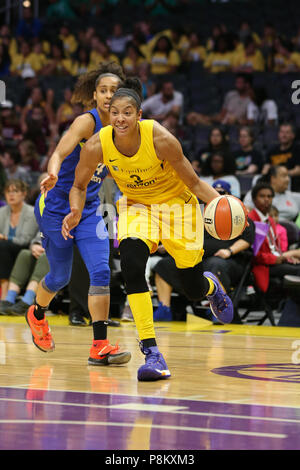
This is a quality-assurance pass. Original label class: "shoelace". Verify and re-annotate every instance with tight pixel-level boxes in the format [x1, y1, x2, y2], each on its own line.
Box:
[213, 290, 228, 313]
[144, 349, 162, 365]
[97, 341, 120, 356]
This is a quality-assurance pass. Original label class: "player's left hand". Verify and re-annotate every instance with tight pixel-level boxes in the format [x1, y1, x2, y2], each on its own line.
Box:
[61, 208, 81, 240]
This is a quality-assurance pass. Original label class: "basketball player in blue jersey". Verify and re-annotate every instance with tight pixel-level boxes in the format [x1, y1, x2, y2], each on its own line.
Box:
[25, 62, 131, 366]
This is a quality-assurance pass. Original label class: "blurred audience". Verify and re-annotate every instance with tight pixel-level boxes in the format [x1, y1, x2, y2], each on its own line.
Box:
[0, 231, 49, 316]
[0, 179, 38, 299]
[141, 79, 183, 122]
[233, 126, 262, 175]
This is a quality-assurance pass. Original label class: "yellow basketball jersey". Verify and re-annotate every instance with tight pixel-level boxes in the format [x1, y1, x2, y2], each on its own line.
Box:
[99, 119, 186, 204]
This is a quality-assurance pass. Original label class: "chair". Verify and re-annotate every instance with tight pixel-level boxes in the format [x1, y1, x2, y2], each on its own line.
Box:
[278, 220, 300, 249]
[232, 226, 279, 326]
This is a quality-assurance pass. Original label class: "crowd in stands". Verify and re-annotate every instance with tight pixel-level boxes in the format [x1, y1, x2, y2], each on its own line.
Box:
[0, 1, 300, 325]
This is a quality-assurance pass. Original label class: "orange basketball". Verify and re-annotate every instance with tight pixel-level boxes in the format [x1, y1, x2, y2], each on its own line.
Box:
[204, 195, 248, 240]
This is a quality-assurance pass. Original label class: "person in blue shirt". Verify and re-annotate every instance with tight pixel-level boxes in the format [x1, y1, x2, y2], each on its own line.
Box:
[26, 61, 131, 367]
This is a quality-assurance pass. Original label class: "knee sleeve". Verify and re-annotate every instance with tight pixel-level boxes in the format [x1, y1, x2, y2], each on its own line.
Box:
[119, 238, 150, 294]
[44, 266, 72, 293]
[88, 285, 110, 296]
[177, 262, 209, 301]
[89, 265, 111, 289]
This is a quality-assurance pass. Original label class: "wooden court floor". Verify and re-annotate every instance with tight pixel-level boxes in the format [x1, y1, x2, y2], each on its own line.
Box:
[0, 313, 300, 450]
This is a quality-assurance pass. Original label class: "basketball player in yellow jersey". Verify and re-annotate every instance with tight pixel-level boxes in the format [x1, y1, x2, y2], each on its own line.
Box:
[62, 78, 234, 382]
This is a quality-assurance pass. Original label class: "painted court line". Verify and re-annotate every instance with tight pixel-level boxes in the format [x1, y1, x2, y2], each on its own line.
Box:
[0, 419, 286, 439]
[1, 397, 300, 425]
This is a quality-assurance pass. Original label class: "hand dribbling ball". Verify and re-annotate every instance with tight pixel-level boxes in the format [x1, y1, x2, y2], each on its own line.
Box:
[204, 195, 248, 240]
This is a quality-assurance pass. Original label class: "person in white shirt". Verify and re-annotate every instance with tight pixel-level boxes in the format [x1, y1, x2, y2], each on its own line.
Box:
[141, 80, 183, 122]
[243, 165, 300, 222]
[247, 87, 278, 126]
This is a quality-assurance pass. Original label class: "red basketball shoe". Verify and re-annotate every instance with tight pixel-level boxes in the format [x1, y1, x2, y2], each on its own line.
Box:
[88, 339, 131, 365]
[25, 305, 55, 353]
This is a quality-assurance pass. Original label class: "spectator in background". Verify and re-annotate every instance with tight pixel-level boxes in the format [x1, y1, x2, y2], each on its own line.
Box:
[232, 35, 265, 73]
[0, 179, 38, 299]
[292, 26, 300, 52]
[122, 42, 147, 76]
[21, 86, 55, 127]
[18, 69, 39, 109]
[248, 182, 300, 293]
[56, 88, 75, 133]
[10, 40, 37, 77]
[233, 126, 262, 175]
[0, 100, 22, 142]
[260, 22, 277, 56]
[30, 41, 48, 73]
[204, 34, 235, 73]
[18, 140, 40, 173]
[22, 105, 52, 156]
[0, 148, 32, 185]
[161, 110, 186, 142]
[16, 7, 42, 41]
[206, 24, 223, 52]
[137, 63, 156, 99]
[269, 205, 288, 253]
[247, 87, 278, 126]
[0, 231, 49, 316]
[131, 29, 150, 61]
[271, 37, 300, 73]
[187, 74, 253, 126]
[89, 36, 120, 69]
[59, 23, 78, 58]
[73, 47, 91, 76]
[141, 79, 183, 122]
[182, 31, 206, 64]
[200, 150, 241, 198]
[166, 25, 189, 57]
[149, 35, 181, 75]
[262, 123, 300, 177]
[107, 23, 132, 58]
[41, 41, 74, 76]
[218, 73, 253, 125]
[0, 24, 18, 60]
[238, 20, 261, 47]
[192, 126, 230, 173]
[243, 165, 300, 222]
[26, 172, 47, 206]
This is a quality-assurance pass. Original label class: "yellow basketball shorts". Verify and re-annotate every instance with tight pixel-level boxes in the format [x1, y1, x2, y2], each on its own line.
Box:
[117, 189, 204, 269]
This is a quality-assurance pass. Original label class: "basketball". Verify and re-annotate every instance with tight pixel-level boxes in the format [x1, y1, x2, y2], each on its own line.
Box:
[204, 195, 248, 240]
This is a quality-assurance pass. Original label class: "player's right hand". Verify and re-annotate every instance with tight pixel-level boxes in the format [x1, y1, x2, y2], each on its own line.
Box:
[40, 173, 58, 196]
[61, 208, 81, 240]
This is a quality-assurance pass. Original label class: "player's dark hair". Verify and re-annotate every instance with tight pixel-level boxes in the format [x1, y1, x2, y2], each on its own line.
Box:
[71, 61, 125, 108]
[110, 77, 143, 110]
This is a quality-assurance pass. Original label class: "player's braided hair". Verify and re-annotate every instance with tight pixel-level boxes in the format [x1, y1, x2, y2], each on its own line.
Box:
[71, 61, 125, 108]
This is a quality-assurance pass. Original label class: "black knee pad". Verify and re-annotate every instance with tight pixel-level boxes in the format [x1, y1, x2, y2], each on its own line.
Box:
[119, 238, 150, 294]
[177, 262, 209, 301]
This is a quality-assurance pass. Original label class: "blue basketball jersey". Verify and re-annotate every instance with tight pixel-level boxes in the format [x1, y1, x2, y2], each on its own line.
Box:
[50, 108, 108, 202]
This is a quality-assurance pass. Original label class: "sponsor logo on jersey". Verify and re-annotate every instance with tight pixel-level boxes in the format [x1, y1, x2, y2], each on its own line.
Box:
[126, 174, 157, 188]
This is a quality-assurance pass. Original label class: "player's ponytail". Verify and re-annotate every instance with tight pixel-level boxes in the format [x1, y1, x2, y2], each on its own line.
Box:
[110, 76, 143, 110]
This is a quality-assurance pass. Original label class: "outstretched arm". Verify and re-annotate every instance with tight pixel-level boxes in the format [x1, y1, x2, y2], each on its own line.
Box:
[61, 133, 103, 239]
[153, 121, 219, 203]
